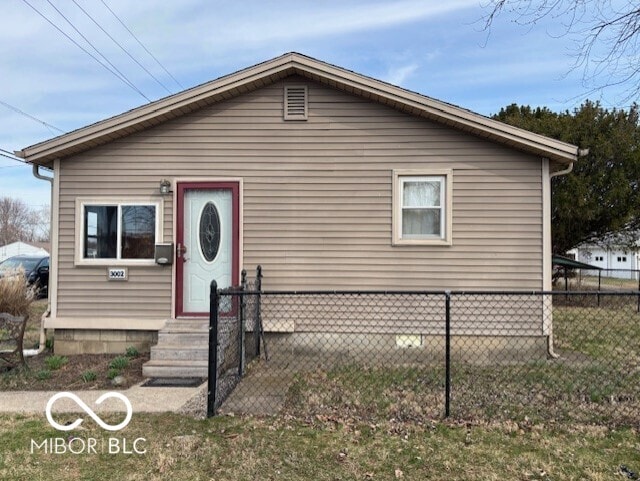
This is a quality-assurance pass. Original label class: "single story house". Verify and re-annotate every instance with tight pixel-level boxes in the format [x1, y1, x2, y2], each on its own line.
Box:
[568, 235, 640, 279]
[0, 241, 49, 262]
[16, 53, 583, 365]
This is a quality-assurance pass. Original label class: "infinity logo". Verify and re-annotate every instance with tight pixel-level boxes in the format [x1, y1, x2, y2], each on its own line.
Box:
[45, 392, 133, 432]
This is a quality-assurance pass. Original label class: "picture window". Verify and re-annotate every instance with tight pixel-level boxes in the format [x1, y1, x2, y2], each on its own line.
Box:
[76, 199, 161, 265]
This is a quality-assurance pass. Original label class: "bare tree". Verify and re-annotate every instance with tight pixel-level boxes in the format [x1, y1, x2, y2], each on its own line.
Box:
[483, 1, 640, 101]
[34, 205, 50, 242]
[0, 197, 49, 245]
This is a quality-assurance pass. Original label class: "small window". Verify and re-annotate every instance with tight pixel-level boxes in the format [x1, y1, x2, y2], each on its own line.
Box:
[618, 256, 622, 262]
[393, 170, 452, 246]
[199, 202, 221, 262]
[77, 199, 161, 265]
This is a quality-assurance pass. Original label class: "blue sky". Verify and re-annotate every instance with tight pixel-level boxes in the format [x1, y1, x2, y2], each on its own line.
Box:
[0, 0, 631, 208]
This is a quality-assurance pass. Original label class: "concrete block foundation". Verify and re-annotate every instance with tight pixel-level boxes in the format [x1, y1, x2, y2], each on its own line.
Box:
[262, 332, 550, 366]
[54, 329, 158, 355]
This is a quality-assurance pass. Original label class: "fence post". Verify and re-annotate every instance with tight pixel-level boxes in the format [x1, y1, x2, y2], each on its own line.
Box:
[239, 269, 247, 377]
[598, 270, 602, 306]
[444, 291, 451, 418]
[637, 271, 640, 313]
[255, 265, 263, 357]
[207, 280, 219, 418]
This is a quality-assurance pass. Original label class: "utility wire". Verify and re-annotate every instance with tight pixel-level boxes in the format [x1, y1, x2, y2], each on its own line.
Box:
[0, 100, 65, 134]
[70, 0, 173, 95]
[99, 0, 184, 90]
[20, 0, 150, 102]
[0, 152, 26, 163]
[0, 148, 20, 157]
[0, 148, 52, 171]
[0, 148, 30, 165]
[42, 0, 151, 102]
[0, 148, 27, 164]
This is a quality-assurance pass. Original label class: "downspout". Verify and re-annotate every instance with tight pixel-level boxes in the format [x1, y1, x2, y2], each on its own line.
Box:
[28, 163, 53, 356]
[549, 162, 574, 180]
[545, 148, 587, 358]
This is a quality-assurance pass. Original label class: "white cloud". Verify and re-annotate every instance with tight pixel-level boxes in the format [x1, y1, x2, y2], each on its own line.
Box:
[156, 0, 479, 48]
[0, 0, 633, 208]
[384, 63, 419, 86]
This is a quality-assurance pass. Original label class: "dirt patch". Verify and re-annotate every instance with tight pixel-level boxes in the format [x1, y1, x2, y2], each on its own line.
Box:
[1, 299, 149, 391]
[0, 352, 149, 391]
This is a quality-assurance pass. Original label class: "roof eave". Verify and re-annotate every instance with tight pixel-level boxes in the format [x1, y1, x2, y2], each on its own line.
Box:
[16, 53, 300, 163]
[17, 52, 580, 165]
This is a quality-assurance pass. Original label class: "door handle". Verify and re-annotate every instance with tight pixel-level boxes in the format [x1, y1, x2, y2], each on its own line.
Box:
[177, 243, 187, 259]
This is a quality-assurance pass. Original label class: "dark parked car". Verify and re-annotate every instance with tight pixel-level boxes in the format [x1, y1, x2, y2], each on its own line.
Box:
[0, 254, 49, 298]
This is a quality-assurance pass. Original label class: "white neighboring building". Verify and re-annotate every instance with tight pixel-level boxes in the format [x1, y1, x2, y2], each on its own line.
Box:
[568, 239, 639, 279]
[0, 241, 49, 262]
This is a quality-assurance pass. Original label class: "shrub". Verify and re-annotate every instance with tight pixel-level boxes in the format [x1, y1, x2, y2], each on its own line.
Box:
[0, 270, 35, 316]
[45, 355, 68, 371]
[107, 368, 120, 380]
[81, 370, 97, 383]
[45, 337, 54, 350]
[109, 356, 129, 370]
[125, 346, 139, 358]
[35, 369, 51, 380]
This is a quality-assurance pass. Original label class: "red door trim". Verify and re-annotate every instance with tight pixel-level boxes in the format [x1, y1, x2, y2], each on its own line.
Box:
[175, 181, 240, 317]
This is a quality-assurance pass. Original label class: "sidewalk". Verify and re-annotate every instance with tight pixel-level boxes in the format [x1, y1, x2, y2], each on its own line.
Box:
[0, 382, 205, 414]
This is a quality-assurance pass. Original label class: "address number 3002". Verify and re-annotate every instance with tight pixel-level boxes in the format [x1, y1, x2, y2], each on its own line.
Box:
[107, 268, 127, 281]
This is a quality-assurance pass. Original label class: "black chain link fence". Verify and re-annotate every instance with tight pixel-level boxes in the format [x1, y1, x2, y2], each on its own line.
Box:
[555, 267, 640, 294]
[207, 270, 640, 426]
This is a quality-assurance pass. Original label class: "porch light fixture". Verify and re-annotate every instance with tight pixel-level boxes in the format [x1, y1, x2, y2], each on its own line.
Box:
[159, 179, 171, 195]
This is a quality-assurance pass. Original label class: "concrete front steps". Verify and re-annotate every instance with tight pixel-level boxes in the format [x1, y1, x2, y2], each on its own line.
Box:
[142, 319, 210, 378]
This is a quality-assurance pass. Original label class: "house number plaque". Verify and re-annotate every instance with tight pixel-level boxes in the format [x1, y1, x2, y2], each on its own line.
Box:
[107, 268, 128, 281]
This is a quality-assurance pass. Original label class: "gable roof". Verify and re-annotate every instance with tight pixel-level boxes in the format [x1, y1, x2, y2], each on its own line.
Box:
[16, 52, 582, 167]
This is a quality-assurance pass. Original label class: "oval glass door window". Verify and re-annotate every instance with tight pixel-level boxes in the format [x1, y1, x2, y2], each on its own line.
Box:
[199, 202, 221, 262]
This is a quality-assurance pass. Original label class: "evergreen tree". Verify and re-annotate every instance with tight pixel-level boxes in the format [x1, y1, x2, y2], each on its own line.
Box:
[493, 101, 640, 254]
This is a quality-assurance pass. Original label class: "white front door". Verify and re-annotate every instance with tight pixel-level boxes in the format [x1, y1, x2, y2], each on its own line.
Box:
[177, 184, 238, 315]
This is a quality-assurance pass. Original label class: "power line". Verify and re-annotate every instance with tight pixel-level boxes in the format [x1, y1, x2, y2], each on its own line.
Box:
[0, 148, 28, 164]
[0, 99, 65, 134]
[0, 152, 26, 163]
[0, 149, 27, 168]
[99, 0, 184, 90]
[20, 0, 150, 102]
[0, 161, 24, 168]
[42, 0, 151, 102]
[70, 0, 173, 95]
[0, 148, 52, 172]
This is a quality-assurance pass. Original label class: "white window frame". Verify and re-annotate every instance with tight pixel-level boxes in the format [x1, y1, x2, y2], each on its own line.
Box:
[392, 169, 453, 246]
[75, 198, 163, 266]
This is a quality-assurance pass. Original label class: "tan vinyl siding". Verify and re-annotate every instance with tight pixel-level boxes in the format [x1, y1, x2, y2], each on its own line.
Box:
[55, 76, 543, 320]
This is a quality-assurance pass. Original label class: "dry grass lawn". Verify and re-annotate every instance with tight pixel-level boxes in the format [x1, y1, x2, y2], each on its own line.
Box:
[0, 413, 638, 480]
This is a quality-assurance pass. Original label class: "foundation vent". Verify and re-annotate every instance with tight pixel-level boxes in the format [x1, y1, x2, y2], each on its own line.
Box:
[284, 85, 308, 120]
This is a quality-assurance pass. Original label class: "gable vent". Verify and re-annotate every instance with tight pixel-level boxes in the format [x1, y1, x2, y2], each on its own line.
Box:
[284, 85, 308, 120]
